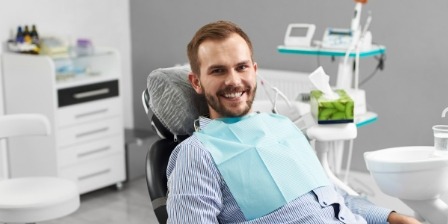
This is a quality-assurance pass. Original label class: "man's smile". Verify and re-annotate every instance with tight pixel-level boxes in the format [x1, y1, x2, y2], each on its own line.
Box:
[223, 91, 244, 99]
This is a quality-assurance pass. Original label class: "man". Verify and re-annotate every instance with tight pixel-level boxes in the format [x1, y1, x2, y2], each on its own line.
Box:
[166, 20, 420, 224]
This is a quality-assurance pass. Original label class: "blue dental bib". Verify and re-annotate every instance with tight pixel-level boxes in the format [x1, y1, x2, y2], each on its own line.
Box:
[195, 113, 330, 220]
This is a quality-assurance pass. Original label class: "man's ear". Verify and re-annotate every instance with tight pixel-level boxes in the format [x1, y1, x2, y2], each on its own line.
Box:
[188, 72, 203, 94]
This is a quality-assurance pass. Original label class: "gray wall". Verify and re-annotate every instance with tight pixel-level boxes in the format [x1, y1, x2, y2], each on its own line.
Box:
[130, 0, 448, 172]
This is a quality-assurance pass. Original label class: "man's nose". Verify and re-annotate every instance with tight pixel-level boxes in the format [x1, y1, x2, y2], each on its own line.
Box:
[224, 70, 241, 86]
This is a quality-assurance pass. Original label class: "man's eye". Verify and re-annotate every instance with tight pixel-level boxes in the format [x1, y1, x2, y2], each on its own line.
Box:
[237, 65, 248, 71]
[211, 69, 224, 74]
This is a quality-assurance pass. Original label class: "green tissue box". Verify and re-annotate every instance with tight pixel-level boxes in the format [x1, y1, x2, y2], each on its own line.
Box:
[310, 89, 354, 124]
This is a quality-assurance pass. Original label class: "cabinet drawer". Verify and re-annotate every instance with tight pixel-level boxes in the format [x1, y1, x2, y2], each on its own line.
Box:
[59, 153, 126, 194]
[57, 97, 122, 127]
[57, 117, 122, 148]
[58, 135, 123, 168]
[58, 80, 119, 107]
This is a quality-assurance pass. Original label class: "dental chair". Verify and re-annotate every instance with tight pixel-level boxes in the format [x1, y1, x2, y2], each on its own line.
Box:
[0, 114, 80, 224]
[142, 66, 359, 223]
[143, 66, 208, 224]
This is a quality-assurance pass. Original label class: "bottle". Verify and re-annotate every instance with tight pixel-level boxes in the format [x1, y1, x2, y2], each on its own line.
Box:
[15, 26, 24, 43]
[76, 38, 94, 56]
[23, 25, 32, 44]
[30, 25, 39, 45]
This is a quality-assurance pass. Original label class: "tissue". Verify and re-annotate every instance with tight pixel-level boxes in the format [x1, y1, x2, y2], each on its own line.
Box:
[309, 67, 339, 100]
[309, 67, 354, 124]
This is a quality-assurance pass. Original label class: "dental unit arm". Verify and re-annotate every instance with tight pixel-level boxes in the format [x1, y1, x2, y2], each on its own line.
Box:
[307, 67, 359, 196]
[337, 0, 372, 90]
[307, 123, 358, 196]
[351, 0, 366, 37]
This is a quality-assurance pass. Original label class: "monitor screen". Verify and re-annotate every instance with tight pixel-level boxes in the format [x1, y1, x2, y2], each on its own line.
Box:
[290, 27, 308, 37]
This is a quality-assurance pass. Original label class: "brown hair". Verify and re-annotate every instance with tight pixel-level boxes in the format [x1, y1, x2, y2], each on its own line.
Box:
[187, 20, 254, 75]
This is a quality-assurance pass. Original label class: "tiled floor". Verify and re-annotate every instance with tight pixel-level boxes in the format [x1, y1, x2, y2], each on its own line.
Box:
[38, 171, 421, 224]
[41, 177, 158, 224]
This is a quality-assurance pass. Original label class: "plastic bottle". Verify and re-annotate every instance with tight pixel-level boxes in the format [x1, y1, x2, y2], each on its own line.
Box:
[76, 38, 94, 56]
[23, 25, 32, 43]
[15, 26, 24, 43]
[30, 25, 39, 45]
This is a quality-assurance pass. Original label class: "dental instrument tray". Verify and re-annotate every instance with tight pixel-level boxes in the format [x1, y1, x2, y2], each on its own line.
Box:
[310, 89, 354, 124]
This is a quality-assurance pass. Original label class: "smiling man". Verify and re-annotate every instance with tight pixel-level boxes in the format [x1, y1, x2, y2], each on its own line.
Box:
[188, 25, 257, 119]
[165, 20, 420, 224]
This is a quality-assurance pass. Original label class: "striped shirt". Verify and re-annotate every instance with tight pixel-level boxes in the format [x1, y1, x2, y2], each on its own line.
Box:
[166, 117, 392, 224]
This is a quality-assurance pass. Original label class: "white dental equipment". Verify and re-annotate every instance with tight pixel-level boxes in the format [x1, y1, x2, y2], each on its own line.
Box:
[257, 74, 315, 132]
[274, 0, 385, 197]
[307, 67, 358, 195]
[338, 10, 373, 90]
[308, 123, 358, 196]
[258, 69, 359, 196]
[365, 146, 448, 224]
[284, 24, 316, 47]
[442, 106, 448, 118]
[321, 28, 354, 50]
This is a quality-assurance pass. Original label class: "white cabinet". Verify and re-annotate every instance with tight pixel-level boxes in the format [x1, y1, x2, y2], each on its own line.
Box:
[1, 49, 126, 194]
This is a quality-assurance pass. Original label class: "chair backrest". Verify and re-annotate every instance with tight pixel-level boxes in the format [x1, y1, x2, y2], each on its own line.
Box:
[0, 114, 50, 139]
[142, 89, 177, 224]
[143, 66, 208, 224]
[0, 114, 50, 180]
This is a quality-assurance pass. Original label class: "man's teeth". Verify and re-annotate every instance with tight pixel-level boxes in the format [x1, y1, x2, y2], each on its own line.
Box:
[224, 92, 243, 98]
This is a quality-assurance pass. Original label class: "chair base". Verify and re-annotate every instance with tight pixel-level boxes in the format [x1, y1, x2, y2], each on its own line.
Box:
[0, 177, 80, 223]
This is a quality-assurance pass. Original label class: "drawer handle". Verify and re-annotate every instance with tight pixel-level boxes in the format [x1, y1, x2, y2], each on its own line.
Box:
[76, 127, 109, 138]
[78, 169, 111, 181]
[77, 146, 111, 158]
[74, 88, 110, 99]
[75, 108, 109, 119]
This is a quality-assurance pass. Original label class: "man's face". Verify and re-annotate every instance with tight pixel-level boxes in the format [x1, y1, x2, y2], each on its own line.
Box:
[189, 34, 257, 119]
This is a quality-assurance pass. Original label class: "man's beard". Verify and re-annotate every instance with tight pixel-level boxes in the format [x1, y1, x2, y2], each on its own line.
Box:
[205, 85, 257, 118]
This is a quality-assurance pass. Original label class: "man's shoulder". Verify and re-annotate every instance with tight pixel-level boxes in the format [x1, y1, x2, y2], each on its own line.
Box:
[167, 134, 214, 175]
[170, 134, 211, 163]
[176, 134, 205, 151]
